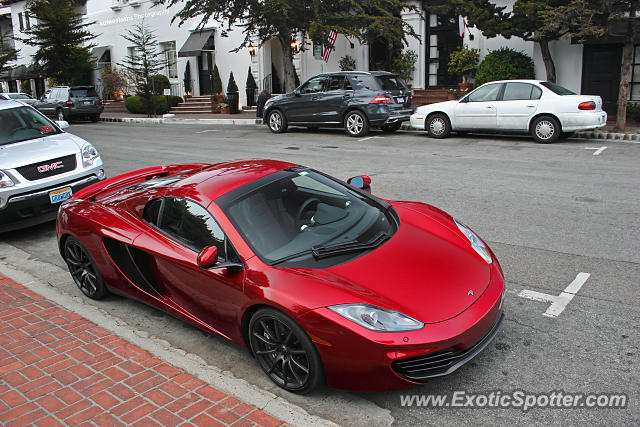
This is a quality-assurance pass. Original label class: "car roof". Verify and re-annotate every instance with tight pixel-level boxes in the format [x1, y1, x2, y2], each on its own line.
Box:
[169, 159, 298, 202]
[318, 71, 396, 77]
[0, 99, 28, 110]
[482, 79, 547, 85]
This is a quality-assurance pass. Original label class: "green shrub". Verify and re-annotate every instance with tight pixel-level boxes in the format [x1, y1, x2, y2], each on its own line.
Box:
[448, 46, 480, 83]
[212, 65, 223, 94]
[125, 95, 168, 114]
[474, 47, 535, 87]
[627, 102, 640, 123]
[339, 55, 357, 71]
[167, 95, 183, 108]
[391, 49, 417, 83]
[152, 74, 170, 96]
[227, 71, 238, 93]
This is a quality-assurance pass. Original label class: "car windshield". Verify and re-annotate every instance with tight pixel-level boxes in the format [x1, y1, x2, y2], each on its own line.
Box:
[540, 81, 576, 95]
[0, 106, 62, 146]
[221, 169, 398, 266]
[8, 94, 33, 100]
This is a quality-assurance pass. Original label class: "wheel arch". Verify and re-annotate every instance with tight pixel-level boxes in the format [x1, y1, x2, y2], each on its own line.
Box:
[341, 106, 367, 123]
[425, 111, 453, 128]
[528, 112, 562, 132]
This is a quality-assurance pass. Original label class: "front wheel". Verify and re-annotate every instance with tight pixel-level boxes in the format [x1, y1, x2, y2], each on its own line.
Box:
[426, 113, 451, 138]
[63, 237, 108, 300]
[531, 116, 561, 143]
[267, 110, 288, 133]
[249, 308, 324, 394]
[344, 111, 369, 137]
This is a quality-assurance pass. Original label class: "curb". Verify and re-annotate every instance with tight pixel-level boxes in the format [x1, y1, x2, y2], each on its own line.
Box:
[0, 246, 341, 427]
[101, 117, 262, 126]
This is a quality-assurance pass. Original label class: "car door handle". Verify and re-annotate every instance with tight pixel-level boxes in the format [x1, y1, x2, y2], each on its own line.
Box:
[311, 96, 319, 101]
[486, 105, 494, 109]
[526, 105, 536, 108]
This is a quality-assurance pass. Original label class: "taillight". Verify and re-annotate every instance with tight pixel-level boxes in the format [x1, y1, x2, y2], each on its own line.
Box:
[370, 95, 393, 104]
[98, 99, 103, 106]
[408, 93, 413, 103]
[578, 101, 596, 110]
[66, 100, 74, 107]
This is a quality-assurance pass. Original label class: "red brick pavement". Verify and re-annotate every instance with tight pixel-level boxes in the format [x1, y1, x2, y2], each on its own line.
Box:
[0, 274, 286, 427]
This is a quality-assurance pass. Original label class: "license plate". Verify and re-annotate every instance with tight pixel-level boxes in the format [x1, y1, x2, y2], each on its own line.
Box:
[49, 187, 72, 204]
[84, 101, 92, 105]
[395, 97, 405, 103]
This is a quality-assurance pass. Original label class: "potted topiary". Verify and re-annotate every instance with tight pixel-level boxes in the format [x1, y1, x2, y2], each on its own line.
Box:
[211, 65, 224, 103]
[391, 50, 417, 88]
[218, 102, 229, 114]
[448, 46, 480, 91]
[226, 71, 239, 114]
[246, 68, 257, 107]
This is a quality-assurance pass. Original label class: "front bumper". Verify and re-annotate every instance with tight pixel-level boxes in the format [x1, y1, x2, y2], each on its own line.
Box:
[0, 174, 103, 233]
[409, 112, 426, 129]
[297, 262, 505, 392]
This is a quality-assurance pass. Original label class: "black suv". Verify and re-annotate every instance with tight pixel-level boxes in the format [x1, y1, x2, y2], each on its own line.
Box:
[34, 86, 104, 122]
[263, 71, 413, 137]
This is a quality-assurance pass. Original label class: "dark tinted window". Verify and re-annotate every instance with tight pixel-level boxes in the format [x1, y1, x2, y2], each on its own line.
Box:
[142, 198, 162, 226]
[540, 81, 576, 95]
[375, 76, 407, 90]
[344, 78, 353, 90]
[299, 77, 326, 94]
[503, 83, 537, 101]
[327, 76, 345, 91]
[157, 197, 226, 255]
[349, 75, 378, 90]
[467, 84, 501, 102]
[70, 88, 98, 98]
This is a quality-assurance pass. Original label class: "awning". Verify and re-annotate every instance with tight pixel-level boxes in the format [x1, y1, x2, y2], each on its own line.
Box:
[178, 30, 215, 57]
[91, 46, 111, 63]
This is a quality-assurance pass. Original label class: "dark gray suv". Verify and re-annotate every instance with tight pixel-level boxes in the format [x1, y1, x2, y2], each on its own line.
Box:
[263, 71, 414, 137]
[34, 86, 104, 122]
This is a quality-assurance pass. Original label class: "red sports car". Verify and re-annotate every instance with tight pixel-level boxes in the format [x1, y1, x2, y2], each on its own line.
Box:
[56, 160, 504, 393]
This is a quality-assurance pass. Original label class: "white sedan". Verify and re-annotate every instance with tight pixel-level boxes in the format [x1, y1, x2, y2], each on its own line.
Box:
[409, 80, 607, 143]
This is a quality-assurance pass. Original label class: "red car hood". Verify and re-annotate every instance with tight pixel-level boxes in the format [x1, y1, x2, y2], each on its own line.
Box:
[301, 202, 491, 324]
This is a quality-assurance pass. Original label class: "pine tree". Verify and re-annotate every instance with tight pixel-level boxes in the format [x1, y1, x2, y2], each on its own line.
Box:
[22, 0, 96, 85]
[119, 22, 167, 116]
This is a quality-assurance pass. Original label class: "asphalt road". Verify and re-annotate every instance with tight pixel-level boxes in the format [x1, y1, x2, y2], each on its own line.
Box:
[2, 122, 639, 426]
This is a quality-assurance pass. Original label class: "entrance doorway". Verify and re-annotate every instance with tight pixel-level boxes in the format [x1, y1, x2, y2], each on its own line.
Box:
[198, 51, 215, 95]
[581, 44, 622, 115]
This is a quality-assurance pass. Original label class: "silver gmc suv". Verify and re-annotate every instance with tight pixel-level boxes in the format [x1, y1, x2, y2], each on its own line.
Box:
[0, 100, 105, 233]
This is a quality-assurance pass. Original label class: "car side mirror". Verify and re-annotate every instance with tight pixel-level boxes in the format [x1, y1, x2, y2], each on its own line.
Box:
[348, 175, 372, 192]
[56, 120, 69, 130]
[294, 89, 301, 97]
[197, 246, 218, 269]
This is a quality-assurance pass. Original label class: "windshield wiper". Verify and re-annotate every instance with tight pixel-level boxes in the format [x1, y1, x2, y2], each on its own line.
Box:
[311, 231, 390, 260]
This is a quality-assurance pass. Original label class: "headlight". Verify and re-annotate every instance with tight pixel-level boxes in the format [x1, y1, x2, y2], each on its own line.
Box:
[82, 144, 100, 167]
[454, 219, 492, 264]
[0, 170, 15, 188]
[328, 303, 424, 332]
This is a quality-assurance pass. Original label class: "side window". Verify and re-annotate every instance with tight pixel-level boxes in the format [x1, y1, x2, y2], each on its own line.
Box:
[142, 198, 162, 226]
[531, 86, 542, 100]
[466, 84, 501, 102]
[157, 197, 226, 256]
[300, 77, 326, 94]
[58, 89, 69, 101]
[503, 83, 537, 101]
[327, 76, 345, 91]
[344, 78, 353, 90]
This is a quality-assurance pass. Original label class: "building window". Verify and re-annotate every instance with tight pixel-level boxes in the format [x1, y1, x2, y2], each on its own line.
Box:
[313, 43, 323, 60]
[631, 45, 640, 100]
[160, 41, 178, 79]
[18, 13, 24, 32]
[25, 12, 30, 30]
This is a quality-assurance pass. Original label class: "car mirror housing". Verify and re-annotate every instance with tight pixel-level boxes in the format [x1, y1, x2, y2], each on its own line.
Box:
[293, 89, 301, 97]
[347, 175, 372, 192]
[197, 246, 218, 269]
[56, 120, 70, 130]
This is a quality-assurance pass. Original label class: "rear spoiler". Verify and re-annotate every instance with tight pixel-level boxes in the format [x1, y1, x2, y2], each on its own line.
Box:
[74, 164, 209, 201]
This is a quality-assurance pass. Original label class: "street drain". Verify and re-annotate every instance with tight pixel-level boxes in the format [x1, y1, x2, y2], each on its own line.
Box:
[285, 146, 300, 150]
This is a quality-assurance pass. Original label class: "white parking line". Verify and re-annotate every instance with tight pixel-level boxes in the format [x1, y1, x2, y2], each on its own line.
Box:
[585, 146, 607, 155]
[518, 272, 590, 318]
[358, 136, 384, 142]
[196, 130, 219, 134]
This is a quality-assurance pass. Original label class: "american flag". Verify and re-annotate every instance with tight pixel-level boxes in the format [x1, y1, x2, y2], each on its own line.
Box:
[322, 30, 338, 62]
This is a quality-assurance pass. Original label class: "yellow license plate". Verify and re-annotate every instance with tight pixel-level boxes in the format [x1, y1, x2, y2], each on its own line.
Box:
[49, 187, 72, 204]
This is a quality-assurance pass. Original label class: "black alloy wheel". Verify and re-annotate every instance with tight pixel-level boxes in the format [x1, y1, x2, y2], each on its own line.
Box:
[249, 308, 323, 394]
[63, 237, 107, 300]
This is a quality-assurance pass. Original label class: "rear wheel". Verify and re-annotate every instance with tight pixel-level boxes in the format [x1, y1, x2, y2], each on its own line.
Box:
[344, 110, 369, 137]
[56, 108, 65, 122]
[249, 308, 323, 394]
[531, 115, 561, 143]
[426, 113, 451, 138]
[381, 122, 402, 133]
[63, 237, 108, 300]
[267, 110, 287, 133]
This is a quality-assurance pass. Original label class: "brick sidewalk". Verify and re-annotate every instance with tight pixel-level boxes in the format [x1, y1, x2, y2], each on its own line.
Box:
[0, 274, 285, 427]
